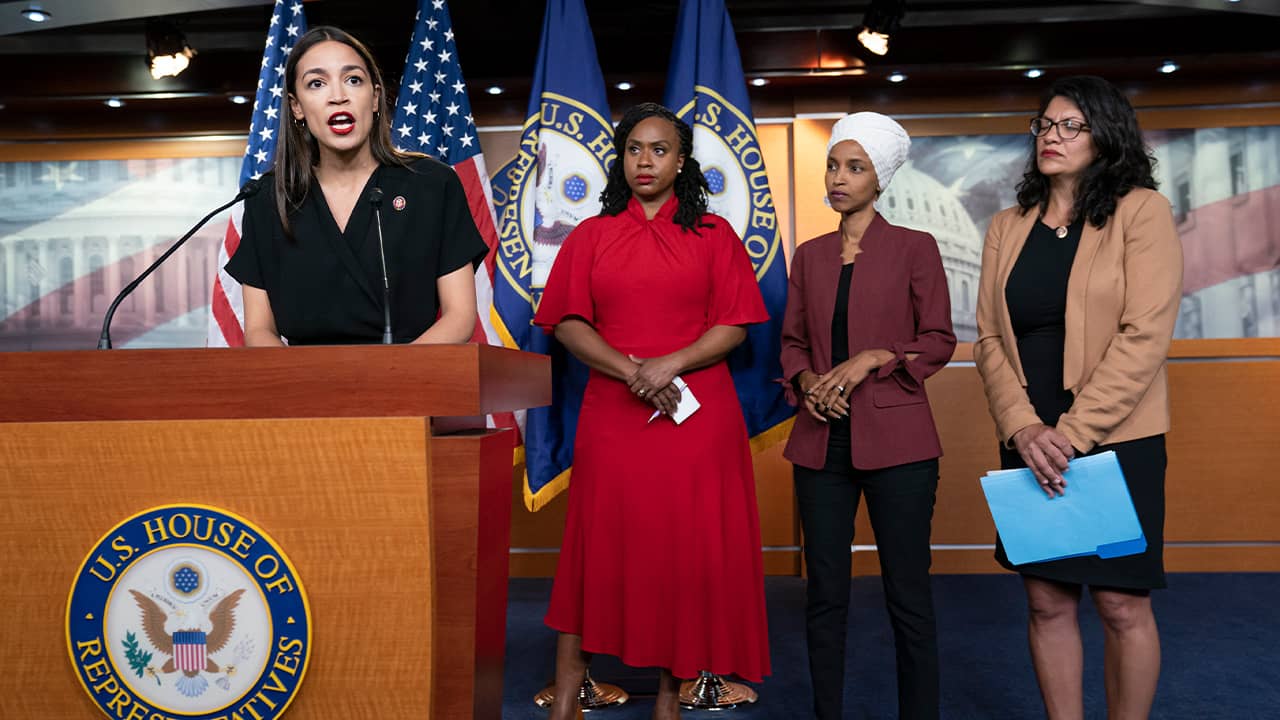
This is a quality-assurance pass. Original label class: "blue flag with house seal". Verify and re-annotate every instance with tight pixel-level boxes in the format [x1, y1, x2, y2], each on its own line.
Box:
[490, 0, 613, 511]
[663, 0, 795, 451]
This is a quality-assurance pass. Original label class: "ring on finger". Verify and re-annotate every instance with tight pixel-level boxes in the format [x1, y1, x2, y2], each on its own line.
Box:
[638, 388, 647, 396]
[836, 385, 845, 393]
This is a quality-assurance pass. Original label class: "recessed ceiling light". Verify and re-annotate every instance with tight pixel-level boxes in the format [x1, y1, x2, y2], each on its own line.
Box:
[887, 71, 907, 83]
[1159, 59, 1180, 74]
[105, 98, 125, 109]
[230, 95, 249, 105]
[750, 78, 769, 87]
[1023, 68, 1044, 79]
[485, 85, 503, 95]
[615, 81, 634, 91]
[20, 5, 51, 22]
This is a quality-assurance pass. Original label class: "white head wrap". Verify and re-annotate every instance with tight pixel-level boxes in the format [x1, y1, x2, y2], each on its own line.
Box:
[826, 112, 911, 191]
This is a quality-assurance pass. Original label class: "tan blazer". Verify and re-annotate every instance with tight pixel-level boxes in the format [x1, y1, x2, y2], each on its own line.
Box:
[973, 187, 1184, 453]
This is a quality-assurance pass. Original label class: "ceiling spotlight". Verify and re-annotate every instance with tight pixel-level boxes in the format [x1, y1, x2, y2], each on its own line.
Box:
[105, 98, 125, 109]
[857, 0, 905, 56]
[1023, 68, 1044, 79]
[230, 95, 249, 105]
[615, 81, 634, 91]
[750, 77, 769, 87]
[1158, 59, 1180, 74]
[485, 85, 504, 95]
[887, 71, 907, 83]
[20, 4, 51, 22]
[146, 21, 195, 80]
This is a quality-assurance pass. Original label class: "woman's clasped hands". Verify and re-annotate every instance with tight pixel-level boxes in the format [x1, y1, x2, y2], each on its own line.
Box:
[627, 353, 683, 416]
[1011, 423, 1076, 498]
[798, 349, 894, 423]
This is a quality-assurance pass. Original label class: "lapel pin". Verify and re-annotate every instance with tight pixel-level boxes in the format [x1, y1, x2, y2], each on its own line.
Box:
[392, 195, 407, 211]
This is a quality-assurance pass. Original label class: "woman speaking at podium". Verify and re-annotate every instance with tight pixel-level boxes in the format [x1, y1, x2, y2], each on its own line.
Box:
[226, 27, 486, 346]
[533, 103, 771, 720]
[974, 76, 1182, 719]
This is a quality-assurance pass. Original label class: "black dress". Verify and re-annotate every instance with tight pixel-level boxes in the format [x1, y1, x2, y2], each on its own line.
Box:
[226, 158, 487, 345]
[994, 218, 1167, 590]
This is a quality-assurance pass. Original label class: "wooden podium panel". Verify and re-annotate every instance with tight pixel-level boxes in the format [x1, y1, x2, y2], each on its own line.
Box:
[0, 344, 546, 719]
[429, 432, 515, 720]
[1, 417, 446, 717]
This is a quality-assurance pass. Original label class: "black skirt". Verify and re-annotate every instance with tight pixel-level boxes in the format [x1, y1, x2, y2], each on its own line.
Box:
[995, 434, 1167, 590]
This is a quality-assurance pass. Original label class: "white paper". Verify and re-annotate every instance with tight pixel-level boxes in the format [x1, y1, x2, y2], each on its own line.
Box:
[647, 375, 701, 425]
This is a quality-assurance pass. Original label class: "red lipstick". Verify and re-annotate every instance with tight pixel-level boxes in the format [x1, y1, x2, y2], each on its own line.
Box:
[328, 111, 355, 135]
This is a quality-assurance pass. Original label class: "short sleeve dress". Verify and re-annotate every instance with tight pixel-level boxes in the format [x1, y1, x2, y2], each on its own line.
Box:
[532, 195, 772, 681]
[225, 158, 487, 344]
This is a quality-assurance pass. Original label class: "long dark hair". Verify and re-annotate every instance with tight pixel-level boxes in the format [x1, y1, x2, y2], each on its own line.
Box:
[274, 26, 416, 239]
[599, 103, 712, 233]
[1015, 75, 1157, 229]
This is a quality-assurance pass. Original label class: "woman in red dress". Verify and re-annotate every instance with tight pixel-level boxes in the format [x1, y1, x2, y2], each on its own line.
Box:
[534, 102, 771, 720]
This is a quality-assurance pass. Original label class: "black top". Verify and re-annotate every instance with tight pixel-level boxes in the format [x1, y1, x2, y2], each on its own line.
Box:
[226, 158, 488, 345]
[827, 262, 855, 442]
[1003, 217, 1084, 425]
[830, 262, 855, 367]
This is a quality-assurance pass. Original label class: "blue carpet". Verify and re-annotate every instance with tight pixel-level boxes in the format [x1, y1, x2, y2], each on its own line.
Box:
[503, 573, 1280, 719]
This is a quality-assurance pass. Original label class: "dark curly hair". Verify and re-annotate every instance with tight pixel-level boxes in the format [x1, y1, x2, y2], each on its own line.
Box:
[599, 103, 712, 233]
[1016, 75, 1157, 229]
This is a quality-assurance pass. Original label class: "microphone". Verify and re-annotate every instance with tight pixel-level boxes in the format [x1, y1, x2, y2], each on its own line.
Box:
[97, 179, 263, 350]
[367, 186, 393, 345]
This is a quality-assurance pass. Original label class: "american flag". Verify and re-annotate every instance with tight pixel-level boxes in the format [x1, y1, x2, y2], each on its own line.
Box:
[207, 0, 307, 347]
[391, 0, 515, 431]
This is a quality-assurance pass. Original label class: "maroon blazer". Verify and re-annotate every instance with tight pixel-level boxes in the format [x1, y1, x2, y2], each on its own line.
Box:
[781, 214, 957, 470]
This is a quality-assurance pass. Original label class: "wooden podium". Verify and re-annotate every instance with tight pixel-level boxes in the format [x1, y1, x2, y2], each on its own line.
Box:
[0, 344, 548, 719]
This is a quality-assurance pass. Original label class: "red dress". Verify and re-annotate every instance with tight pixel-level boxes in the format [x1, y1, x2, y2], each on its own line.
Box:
[533, 196, 771, 682]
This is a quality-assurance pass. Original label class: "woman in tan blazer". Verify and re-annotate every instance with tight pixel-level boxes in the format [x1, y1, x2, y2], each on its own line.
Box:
[974, 76, 1182, 720]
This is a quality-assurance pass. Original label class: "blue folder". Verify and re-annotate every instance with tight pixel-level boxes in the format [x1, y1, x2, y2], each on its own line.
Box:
[980, 451, 1146, 566]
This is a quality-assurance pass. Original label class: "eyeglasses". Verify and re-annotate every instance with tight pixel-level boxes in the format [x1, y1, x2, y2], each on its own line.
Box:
[1030, 116, 1091, 140]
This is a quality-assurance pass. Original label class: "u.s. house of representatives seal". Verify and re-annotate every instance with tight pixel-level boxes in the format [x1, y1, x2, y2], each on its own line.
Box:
[66, 505, 311, 720]
[492, 93, 615, 308]
[675, 86, 784, 283]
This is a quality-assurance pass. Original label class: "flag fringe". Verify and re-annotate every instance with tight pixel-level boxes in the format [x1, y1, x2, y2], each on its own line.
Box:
[522, 465, 572, 513]
[748, 416, 795, 455]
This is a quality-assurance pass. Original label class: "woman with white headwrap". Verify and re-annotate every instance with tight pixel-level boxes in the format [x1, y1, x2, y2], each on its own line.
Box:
[779, 112, 956, 720]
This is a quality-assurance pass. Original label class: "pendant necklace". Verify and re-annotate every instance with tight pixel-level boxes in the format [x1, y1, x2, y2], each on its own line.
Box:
[1043, 211, 1070, 239]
